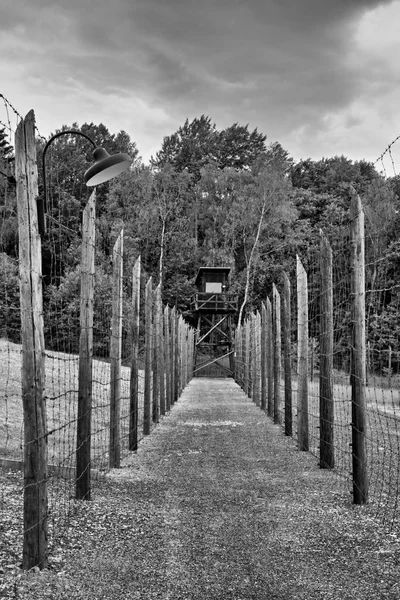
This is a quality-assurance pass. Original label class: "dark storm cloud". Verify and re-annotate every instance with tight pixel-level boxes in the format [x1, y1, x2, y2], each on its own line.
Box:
[59, 0, 393, 124]
[1, 0, 397, 162]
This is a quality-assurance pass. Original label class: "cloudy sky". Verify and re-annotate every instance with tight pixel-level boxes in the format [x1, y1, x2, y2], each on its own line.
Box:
[1, 0, 400, 173]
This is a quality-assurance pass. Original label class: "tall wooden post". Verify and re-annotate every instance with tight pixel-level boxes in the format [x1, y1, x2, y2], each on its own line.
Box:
[297, 256, 309, 451]
[245, 318, 251, 397]
[251, 314, 257, 404]
[109, 230, 123, 468]
[158, 291, 166, 417]
[174, 309, 180, 403]
[16, 110, 48, 570]
[282, 272, 293, 437]
[129, 256, 141, 450]
[164, 305, 171, 411]
[170, 307, 176, 405]
[273, 285, 281, 424]
[319, 231, 334, 468]
[144, 277, 153, 435]
[76, 191, 95, 499]
[260, 304, 267, 412]
[266, 297, 274, 419]
[152, 284, 161, 423]
[349, 189, 368, 504]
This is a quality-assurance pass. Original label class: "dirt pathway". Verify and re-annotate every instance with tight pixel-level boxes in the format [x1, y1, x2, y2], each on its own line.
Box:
[15, 378, 400, 599]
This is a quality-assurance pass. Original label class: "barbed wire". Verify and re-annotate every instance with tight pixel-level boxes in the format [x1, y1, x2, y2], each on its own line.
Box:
[374, 133, 400, 177]
[0, 91, 47, 145]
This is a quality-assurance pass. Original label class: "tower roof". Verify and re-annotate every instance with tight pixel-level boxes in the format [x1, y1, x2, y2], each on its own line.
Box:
[194, 266, 231, 287]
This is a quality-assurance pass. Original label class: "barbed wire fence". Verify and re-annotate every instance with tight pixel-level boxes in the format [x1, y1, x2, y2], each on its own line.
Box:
[235, 186, 400, 530]
[0, 108, 194, 571]
[0, 94, 24, 572]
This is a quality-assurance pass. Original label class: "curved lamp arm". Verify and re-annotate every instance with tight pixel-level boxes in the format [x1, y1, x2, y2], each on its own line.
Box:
[39, 129, 132, 235]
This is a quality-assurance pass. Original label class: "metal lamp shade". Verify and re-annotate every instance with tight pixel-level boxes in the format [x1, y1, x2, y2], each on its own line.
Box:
[84, 147, 132, 186]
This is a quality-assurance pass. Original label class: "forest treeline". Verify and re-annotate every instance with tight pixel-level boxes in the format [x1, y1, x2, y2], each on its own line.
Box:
[0, 116, 399, 372]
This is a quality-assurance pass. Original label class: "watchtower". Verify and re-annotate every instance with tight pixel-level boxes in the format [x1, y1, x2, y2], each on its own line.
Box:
[191, 267, 238, 377]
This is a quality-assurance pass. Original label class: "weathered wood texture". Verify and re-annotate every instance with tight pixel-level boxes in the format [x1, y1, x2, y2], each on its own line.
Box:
[109, 230, 123, 468]
[349, 190, 368, 504]
[266, 298, 274, 419]
[282, 272, 292, 437]
[319, 231, 334, 469]
[273, 285, 281, 425]
[260, 304, 267, 412]
[76, 191, 96, 499]
[297, 256, 309, 451]
[144, 277, 153, 435]
[129, 256, 141, 450]
[152, 284, 161, 423]
[16, 110, 48, 570]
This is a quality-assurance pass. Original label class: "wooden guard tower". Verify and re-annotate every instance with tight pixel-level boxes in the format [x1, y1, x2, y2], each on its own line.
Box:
[191, 267, 238, 377]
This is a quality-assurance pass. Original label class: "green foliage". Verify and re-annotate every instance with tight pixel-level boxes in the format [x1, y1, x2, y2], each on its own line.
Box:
[152, 115, 267, 181]
[0, 253, 20, 342]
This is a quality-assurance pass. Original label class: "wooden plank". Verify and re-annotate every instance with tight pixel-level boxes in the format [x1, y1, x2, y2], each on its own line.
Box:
[297, 256, 309, 451]
[319, 231, 334, 468]
[129, 256, 141, 450]
[144, 277, 153, 434]
[282, 272, 293, 437]
[16, 110, 48, 570]
[76, 191, 95, 499]
[349, 189, 368, 504]
[109, 229, 123, 468]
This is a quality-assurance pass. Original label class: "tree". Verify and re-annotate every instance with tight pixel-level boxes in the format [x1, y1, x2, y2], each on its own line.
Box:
[0, 127, 17, 257]
[151, 115, 267, 181]
[291, 155, 378, 197]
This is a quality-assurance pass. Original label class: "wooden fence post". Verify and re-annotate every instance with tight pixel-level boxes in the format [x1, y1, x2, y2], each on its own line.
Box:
[266, 297, 274, 418]
[251, 314, 257, 403]
[164, 305, 171, 411]
[256, 312, 262, 407]
[174, 310, 180, 403]
[319, 231, 334, 468]
[159, 293, 166, 417]
[109, 230, 123, 468]
[297, 255, 309, 451]
[144, 277, 153, 435]
[16, 110, 48, 570]
[260, 304, 267, 412]
[273, 284, 281, 424]
[349, 189, 368, 504]
[170, 307, 176, 405]
[152, 284, 161, 423]
[282, 272, 293, 437]
[129, 256, 141, 451]
[76, 191, 95, 499]
[245, 318, 251, 397]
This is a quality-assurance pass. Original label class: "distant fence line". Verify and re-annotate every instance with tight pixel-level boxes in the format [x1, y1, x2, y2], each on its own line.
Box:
[1, 111, 194, 570]
[234, 188, 400, 529]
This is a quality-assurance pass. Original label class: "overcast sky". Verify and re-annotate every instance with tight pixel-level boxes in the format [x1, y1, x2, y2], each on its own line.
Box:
[1, 0, 400, 173]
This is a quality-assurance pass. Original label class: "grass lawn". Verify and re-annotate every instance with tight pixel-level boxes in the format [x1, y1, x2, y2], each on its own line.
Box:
[0, 338, 147, 470]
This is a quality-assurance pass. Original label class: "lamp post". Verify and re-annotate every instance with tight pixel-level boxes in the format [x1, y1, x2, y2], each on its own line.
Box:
[39, 129, 132, 234]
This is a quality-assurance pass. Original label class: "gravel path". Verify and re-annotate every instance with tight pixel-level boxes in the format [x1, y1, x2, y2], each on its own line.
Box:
[13, 378, 400, 599]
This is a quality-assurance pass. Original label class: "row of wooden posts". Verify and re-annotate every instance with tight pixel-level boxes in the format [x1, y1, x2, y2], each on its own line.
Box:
[15, 112, 194, 570]
[106, 238, 195, 475]
[234, 188, 368, 506]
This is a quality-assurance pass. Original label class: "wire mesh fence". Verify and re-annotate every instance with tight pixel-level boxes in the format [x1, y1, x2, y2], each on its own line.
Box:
[235, 189, 400, 531]
[0, 110, 194, 570]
